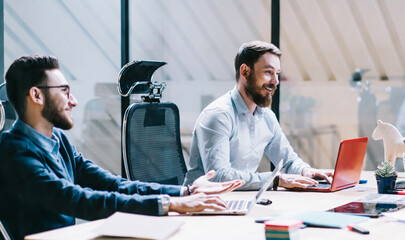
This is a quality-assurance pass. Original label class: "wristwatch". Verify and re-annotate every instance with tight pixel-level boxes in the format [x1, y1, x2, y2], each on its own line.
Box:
[160, 194, 171, 215]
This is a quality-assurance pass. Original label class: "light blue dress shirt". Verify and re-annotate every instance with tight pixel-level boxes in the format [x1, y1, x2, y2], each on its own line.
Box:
[183, 87, 310, 190]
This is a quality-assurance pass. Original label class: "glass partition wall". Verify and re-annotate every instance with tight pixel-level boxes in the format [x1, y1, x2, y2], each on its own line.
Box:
[3, 0, 122, 173]
[279, 0, 405, 170]
[127, 0, 272, 168]
[3, 0, 404, 174]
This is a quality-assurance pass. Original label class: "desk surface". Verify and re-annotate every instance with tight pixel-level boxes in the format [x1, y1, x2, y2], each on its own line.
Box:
[26, 171, 405, 240]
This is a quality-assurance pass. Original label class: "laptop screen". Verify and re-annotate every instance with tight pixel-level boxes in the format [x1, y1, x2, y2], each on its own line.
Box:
[255, 160, 283, 201]
[331, 137, 368, 190]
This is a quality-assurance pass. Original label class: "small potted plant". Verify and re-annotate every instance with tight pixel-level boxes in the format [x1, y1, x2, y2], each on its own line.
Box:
[375, 161, 398, 194]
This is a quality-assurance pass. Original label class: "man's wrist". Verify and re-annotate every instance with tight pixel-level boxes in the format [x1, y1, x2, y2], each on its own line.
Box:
[273, 174, 280, 191]
[186, 184, 192, 195]
[301, 167, 311, 176]
[181, 185, 193, 196]
[159, 194, 171, 215]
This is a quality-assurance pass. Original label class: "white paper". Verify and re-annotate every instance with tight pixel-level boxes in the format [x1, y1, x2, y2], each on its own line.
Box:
[383, 208, 405, 222]
[358, 193, 405, 204]
[95, 212, 184, 240]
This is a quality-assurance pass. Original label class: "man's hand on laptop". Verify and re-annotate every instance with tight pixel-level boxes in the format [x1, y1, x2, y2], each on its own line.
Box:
[170, 171, 245, 214]
[302, 168, 334, 184]
[169, 193, 227, 214]
[279, 174, 319, 189]
[187, 170, 245, 195]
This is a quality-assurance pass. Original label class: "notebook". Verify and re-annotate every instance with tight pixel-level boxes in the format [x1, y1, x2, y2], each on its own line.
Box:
[294, 137, 368, 192]
[191, 160, 283, 215]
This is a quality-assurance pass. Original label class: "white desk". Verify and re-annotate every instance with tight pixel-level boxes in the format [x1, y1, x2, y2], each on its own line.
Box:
[26, 171, 405, 240]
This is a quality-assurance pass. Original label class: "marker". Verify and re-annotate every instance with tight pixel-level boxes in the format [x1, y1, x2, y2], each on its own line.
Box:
[359, 179, 367, 184]
[386, 190, 405, 195]
[347, 224, 369, 234]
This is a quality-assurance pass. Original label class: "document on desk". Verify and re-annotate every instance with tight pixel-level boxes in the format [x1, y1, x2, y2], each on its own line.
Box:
[256, 211, 368, 228]
[358, 193, 405, 204]
[383, 208, 405, 222]
[95, 212, 184, 240]
[328, 193, 405, 218]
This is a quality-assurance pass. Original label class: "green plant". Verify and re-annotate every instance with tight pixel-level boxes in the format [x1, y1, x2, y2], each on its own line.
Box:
[375, 161, 398, 178]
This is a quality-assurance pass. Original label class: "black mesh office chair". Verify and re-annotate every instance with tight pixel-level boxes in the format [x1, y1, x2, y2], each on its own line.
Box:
[0, 83, 13, 240]
[118, 61, 187, 185]
[0, 98, 4, 131]
[0, 220, 11, 240]
[0, 83, 17, 133]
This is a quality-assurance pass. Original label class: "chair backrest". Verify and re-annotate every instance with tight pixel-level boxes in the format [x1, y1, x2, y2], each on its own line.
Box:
[122, 102, 187, 184]
[0, 83, 17, 133]
[118, 60, 187, 185]
[0, 220, 11, 240]
[0, 99, 4, 131]
[0, 83, 13, 240]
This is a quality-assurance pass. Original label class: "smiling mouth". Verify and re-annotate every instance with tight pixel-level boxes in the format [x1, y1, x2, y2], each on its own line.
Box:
[263, 84, 277, 92]
[264, 86, 273, 92]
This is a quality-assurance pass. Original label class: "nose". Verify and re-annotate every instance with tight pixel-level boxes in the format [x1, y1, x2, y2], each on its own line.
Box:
[270, 73, 279, 86]
[68, 94, 78, 107]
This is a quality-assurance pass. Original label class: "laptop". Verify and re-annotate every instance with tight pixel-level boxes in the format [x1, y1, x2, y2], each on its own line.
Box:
[294, 137, 368, 192]
[191, 160, 283, 215]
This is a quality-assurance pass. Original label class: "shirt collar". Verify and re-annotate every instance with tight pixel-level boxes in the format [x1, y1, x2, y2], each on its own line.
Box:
[230, 86, 264, 117]
[13, 118, 60, 158]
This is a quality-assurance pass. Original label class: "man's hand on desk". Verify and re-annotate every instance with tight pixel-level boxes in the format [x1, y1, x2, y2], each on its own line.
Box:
[187, 170, 245, 195]
[278, 168, 334, 189]
[279, 174, 319, 189]
[302, 168, 333, 184]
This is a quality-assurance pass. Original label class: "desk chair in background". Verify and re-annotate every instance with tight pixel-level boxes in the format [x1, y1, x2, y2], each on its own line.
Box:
[0, 220, 11, 240]
[0, 98, 4, 131]
[0, 83, 17, 134]
[0, 84, 12, 240]
[118, 61, 187, 185]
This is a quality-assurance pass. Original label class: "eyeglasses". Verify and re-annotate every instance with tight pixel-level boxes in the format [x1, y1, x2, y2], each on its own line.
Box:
[36, 85, 70, 99]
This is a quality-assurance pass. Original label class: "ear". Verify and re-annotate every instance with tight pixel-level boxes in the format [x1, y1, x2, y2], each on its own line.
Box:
[240, 64, 250, 79]
[28, 87, 45, 105]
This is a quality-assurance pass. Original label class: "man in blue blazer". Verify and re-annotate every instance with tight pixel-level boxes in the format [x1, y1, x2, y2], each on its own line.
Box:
[0, 55, 244, 240]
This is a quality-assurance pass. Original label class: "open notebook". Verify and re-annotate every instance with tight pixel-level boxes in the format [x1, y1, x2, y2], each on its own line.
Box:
[191, 160, 283, 215]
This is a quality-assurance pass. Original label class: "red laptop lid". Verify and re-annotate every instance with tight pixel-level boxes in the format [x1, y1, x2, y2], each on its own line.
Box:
[331, 137, 368, 191]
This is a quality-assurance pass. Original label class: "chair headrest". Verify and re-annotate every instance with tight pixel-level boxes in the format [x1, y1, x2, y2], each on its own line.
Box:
[117, 61, 167, 97]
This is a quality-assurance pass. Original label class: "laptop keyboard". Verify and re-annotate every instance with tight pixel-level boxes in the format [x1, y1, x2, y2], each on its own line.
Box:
[226, 200, 248, 210]
[307, 183, 331, 189]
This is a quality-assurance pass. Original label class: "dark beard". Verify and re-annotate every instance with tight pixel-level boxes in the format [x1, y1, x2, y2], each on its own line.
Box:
[42, 92, 73, 130]
[244, 72, 276, 108]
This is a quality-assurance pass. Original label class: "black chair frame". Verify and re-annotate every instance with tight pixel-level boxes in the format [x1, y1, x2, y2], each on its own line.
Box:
[118, 60, 187, 185]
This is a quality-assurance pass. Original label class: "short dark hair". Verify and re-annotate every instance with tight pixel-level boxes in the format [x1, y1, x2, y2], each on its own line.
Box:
[5, 55, 60, 119]
[234, 41, 282, 81]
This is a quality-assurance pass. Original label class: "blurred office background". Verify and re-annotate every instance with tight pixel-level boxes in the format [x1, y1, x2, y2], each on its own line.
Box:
[1, 0, 404, 174]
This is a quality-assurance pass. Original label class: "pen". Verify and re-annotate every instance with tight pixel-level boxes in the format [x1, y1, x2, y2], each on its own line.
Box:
[347, 224, 369, 234]
[386, 190, 405, 195]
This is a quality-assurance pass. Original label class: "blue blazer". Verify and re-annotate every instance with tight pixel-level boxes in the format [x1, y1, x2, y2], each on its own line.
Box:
[0, 125, 182, 240]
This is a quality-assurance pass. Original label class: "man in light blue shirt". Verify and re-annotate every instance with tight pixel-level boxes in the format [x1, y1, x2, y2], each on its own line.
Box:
[184, 41, 332, 190]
